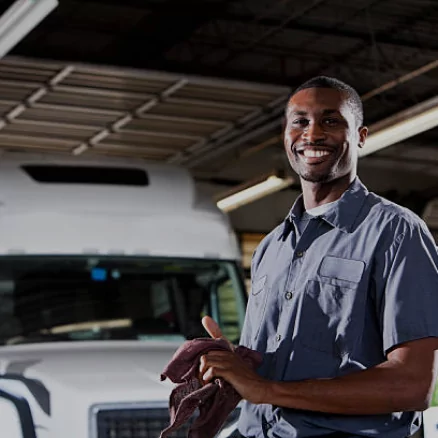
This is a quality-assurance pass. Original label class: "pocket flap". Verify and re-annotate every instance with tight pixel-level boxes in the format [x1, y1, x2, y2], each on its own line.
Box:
[319, 256, 365, 283]
[251, 275, 267, 295]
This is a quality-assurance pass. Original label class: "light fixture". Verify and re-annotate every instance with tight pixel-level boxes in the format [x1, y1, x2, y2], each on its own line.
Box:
[217, 174, 294, 213]
[0, 0, 58, 59]
[360, 95, 438, 157]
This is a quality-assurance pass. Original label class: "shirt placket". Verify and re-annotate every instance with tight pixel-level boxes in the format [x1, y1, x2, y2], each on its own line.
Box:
[274, 218, 321, 377]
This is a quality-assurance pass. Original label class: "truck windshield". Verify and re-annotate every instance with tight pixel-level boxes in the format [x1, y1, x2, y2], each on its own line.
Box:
[0, 256, 247, 346]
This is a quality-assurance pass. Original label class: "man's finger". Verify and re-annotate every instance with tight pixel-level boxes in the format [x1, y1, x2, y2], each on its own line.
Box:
[202, 316, 235, 350]
[202, 367, 215, 383]
[202, 316, 224, 339]
[199, 354, 208, 376]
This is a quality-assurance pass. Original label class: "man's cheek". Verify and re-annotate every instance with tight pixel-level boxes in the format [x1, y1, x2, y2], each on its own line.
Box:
[284, 135, 295, 151]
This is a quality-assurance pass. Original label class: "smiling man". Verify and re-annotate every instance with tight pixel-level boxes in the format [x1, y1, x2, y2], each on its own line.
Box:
[199, 76, 438, 438]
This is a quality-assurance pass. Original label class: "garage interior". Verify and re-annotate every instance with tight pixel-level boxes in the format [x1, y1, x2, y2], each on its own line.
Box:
[0, 2, 436, 437]
[0, 0, 437, 270]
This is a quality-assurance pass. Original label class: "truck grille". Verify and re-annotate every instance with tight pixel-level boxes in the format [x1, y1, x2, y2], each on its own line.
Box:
[94, 405, 241, 438]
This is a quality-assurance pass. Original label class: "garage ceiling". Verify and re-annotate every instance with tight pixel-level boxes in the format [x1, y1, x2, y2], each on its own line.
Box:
[0, 0, 437, 225]
[0, 56, 289, 163]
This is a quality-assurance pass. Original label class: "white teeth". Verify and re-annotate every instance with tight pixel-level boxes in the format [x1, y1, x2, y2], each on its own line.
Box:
[303, 149, 330, 158]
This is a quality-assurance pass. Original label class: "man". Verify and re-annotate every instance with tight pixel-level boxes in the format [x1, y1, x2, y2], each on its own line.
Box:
[199, 76, 438, 437]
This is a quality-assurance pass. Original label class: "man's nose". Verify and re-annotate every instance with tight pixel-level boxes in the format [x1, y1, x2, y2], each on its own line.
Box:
[303, 122, 326, 142]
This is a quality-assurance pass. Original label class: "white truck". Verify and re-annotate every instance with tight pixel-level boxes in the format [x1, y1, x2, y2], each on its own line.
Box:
[0, 152, 247, 438]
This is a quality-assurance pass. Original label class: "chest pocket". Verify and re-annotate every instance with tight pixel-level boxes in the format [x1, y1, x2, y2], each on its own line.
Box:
[248, 275, 269, 341]
[299, 257, 366, 355]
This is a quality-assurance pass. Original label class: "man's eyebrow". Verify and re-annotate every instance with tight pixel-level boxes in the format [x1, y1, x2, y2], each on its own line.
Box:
[322, 109, 341, 115]
[288, 110, 307, 116]
[287, 109, 342, 116]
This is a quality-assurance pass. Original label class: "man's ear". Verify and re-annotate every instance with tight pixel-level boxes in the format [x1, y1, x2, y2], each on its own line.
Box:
[358, 126, 368, 148]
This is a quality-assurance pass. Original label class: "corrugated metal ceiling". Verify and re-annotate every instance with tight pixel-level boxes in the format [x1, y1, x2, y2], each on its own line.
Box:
[0, 56, 290, 162]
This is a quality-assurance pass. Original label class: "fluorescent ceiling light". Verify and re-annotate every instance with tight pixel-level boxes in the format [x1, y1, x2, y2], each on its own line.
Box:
[217, 175, 294, 212]
[360, 96, 438, 157]
[0, 0, 58, 59]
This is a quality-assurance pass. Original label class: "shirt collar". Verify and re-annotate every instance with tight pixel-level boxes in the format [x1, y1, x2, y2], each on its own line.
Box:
[278, 177, 369, 240]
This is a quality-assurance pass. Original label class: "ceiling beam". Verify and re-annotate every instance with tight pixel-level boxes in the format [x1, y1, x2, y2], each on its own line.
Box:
[182, 36, 431, 76]
[292, 1, 438, 84]
[212, 14, 438, 53]
[208, 0, 328, 66]
[98, 0, 233, 64]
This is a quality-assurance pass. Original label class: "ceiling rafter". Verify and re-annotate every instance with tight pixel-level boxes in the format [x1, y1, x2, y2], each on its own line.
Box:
[294, 1, 438, 85]
[207, 0, 328, 66]
[0, 56, 289, 161]
[98, 0, 234, 65]
[186, 35, 432, 74]
[71, 78, 189, 155]
[0, 65, 74, 132]
[208, 15, 438, 54]
[191, 0, 297, 65]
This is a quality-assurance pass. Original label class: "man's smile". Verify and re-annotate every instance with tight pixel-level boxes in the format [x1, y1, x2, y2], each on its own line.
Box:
[294, 146, 336, 165]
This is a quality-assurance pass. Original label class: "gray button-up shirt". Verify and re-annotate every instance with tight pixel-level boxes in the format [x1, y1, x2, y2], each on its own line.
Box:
[238, 178, 438, 438]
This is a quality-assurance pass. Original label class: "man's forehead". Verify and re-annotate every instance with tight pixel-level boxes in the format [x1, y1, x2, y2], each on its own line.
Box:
[287, 87, 348, 111]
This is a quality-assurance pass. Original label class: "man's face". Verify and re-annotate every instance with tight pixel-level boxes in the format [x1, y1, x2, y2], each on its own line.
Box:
[284, 87, 367, 184]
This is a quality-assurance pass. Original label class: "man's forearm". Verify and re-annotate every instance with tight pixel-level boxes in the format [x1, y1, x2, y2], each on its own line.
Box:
[261, 362, 430, 415]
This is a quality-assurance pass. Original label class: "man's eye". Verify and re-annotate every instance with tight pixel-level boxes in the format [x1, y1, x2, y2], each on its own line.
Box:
[324, 118, 339, 125]
[292, 119, 308, 126]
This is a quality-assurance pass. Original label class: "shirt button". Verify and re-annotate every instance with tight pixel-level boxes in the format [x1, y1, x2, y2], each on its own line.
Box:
[276, 334, 281, 342]
[296, 251, 305, 258]
[285, 291, 293, 300]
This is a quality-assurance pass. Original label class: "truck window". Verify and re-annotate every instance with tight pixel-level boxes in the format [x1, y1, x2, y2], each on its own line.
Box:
[0, 256, 247, 346]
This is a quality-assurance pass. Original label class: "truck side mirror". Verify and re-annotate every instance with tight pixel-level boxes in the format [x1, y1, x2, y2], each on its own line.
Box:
[0, 387, 37, 438]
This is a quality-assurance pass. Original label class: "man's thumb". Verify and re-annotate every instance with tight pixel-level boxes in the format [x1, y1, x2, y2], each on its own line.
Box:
[202, 316, 223, 339]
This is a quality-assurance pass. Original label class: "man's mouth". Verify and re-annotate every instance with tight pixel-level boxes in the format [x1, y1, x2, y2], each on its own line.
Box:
[295, 147, 335, 164]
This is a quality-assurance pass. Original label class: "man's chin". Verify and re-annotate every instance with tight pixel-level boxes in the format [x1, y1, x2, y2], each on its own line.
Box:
[300, 172, 333, 183]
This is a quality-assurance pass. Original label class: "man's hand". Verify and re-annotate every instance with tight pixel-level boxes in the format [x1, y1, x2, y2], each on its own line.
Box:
[199, 349, 268, 404]
[200, 316, 268, 404]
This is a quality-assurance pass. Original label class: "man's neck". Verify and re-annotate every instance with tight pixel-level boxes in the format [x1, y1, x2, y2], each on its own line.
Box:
[301, 173, 355, 210]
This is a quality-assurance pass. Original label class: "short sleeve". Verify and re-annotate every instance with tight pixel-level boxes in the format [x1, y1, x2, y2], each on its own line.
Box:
[377, 221, 438, 354]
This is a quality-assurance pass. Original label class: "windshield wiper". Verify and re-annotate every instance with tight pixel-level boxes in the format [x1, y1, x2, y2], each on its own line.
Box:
[5, 331, 72, 345]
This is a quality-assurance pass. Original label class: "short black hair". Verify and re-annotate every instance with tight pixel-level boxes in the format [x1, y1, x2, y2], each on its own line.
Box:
[289, 76, 364, 127]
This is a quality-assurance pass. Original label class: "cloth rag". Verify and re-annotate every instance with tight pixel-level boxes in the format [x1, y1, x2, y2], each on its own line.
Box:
[159, 338, 262, 438]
